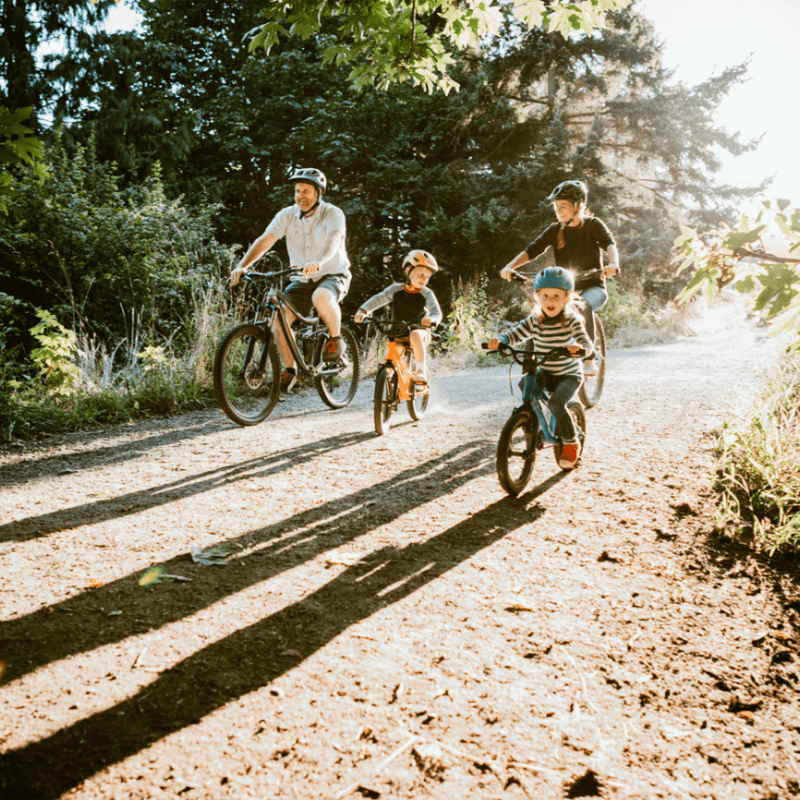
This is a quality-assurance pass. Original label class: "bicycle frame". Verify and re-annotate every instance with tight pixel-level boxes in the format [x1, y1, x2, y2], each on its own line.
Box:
[519, 366, 560, 447]
[244, 272, 339, 380]
[486, 343, 586, 447]
[382, 339, 428, 402]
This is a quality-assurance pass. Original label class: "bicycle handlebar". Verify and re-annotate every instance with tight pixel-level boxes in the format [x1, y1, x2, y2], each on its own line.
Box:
[243, 267, 300, 283]
[355, 317, 436, 337]
[508, 266, 606, 284]
[480, 341, 588, 366]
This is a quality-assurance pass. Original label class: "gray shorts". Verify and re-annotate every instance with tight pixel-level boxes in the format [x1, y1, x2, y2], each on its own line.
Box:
[282, 273, 351, 317]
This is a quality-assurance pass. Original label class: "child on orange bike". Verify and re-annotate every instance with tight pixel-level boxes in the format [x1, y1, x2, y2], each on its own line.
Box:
[487, 266, 591, 469]
[354, 250, 442, 384]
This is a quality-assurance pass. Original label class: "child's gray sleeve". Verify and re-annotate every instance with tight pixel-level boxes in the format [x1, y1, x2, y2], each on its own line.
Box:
[424, 288, 443, 325]
[360, 284, 401, 314]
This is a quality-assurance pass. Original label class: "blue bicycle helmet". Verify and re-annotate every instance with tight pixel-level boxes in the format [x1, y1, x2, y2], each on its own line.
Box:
[534, 267, 574, 293]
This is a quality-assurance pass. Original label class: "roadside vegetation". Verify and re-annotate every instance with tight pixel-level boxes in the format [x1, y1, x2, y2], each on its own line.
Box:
[713, 349, 800, 553]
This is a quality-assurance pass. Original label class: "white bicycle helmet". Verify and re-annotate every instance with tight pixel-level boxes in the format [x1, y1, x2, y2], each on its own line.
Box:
[288, 167, 327, 195]
[402, 250, 439, 274]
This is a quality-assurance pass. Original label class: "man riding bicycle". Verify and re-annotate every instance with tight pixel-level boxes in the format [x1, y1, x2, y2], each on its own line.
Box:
[499, 180, 619, 375]
[230, 167, 352, 392]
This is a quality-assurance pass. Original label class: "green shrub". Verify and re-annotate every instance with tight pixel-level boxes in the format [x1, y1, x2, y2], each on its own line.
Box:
[713, 349, 800, 553]
[0, 131, 235, 353]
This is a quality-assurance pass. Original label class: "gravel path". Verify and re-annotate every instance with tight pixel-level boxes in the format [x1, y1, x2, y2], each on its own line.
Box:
[1, 321, 799, 800]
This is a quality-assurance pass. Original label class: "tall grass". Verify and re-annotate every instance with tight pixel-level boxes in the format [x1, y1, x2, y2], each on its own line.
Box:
[0, 278, 237, 442]
[713, 349, 800, 553]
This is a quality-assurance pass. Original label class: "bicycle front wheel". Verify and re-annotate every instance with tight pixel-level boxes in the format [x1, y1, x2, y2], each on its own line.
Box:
[496, 411, 538, 496]
[406, 352, 429, 421]
[314, 325, 361, 409]
[579, 316, 606, 408]
[213, 324, 281, 426]
[374, 365, 398, 435]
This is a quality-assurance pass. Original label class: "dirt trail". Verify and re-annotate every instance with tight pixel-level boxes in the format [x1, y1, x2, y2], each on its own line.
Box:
[1, 321, 799, 800]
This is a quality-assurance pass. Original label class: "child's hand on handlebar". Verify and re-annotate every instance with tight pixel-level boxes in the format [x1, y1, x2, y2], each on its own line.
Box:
[354, 309, 368, 324]
[487, 337, 503, 350]
[567, 344, 583, 355]
[421, 316, 433, 328]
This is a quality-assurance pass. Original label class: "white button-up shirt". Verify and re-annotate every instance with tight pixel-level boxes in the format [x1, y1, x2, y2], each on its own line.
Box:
[264, 201, 350, 281]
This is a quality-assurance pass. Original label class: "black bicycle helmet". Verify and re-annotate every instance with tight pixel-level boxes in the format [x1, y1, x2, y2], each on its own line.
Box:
[547, 180, 588, 204]
[288, 167, 327, 195]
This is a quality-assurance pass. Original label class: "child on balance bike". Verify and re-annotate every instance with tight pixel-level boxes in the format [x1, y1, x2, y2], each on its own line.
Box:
[487, 266, 591, 469]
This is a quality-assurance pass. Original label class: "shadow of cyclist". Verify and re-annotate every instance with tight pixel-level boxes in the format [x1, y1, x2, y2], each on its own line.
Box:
[0, 497, 545, 799]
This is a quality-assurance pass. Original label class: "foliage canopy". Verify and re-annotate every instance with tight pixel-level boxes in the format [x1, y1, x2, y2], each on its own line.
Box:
[250, 0, 631, 93]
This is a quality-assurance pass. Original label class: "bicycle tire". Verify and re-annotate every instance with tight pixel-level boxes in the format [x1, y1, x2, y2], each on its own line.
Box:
[313, 325, 361, 409]
[553, 401, 587, 468]
[579, 315, 606, 408]
[213, 323, 281, 426]
[374, 365, 397, 435]
[496, 411, 537, 496]
[406, 351, 429, 421]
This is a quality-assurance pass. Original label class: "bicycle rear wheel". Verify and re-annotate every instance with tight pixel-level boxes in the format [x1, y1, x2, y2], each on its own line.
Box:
[374, 365, 398, 435]
[579, 315, 606, 408]
[496, 411, 537, 496]
[554, 401, 587, 468]
[314, 325, 361, 409]
[213, 323, 281, 426]
[406, 352, 429, 421]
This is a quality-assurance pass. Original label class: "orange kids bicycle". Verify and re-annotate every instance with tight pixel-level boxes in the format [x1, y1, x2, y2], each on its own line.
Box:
[359, 319, 432, 435]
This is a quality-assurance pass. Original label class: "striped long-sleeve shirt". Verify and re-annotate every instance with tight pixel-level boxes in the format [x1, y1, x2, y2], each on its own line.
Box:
[498, 310, 591, 378]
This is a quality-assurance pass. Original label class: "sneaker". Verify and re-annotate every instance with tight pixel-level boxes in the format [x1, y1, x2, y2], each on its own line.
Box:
[414, 368, 429, 384]
[558, 441, 580, 470]
[323, 336, 346, 362]
[280, 370, 297, 393]
[583, 359, 598, 377]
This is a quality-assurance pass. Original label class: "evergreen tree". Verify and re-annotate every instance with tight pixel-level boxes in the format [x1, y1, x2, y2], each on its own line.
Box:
[0, 0, 115, 128]
[56, 0, 764, 304]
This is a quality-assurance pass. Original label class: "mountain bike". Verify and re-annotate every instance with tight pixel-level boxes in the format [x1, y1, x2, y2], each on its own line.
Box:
[482, 342, 587, 496]
[507, 267, 606, 408]
[357, 318, 433, 436]
[213, 268, 361, 426]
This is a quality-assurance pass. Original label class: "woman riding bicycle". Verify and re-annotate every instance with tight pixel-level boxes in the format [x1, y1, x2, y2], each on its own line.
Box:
[487, 267, 591, 469]
[499, 180, 619, 375]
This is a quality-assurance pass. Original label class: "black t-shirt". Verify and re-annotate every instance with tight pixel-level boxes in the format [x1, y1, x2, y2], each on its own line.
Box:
[525, 217, 615, 291]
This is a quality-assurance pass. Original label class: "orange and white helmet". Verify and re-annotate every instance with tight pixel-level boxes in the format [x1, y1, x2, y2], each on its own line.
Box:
[402, 249, 438, 274]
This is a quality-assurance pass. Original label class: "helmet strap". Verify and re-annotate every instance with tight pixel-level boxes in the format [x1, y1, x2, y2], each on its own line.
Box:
[299, 197, 320, 219]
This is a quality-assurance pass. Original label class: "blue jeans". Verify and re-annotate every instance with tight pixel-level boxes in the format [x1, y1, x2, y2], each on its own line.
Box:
[521, 370, 581, 443]
[578, 286, 607, 344]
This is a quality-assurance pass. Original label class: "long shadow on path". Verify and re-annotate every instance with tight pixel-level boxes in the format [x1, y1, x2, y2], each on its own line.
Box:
[0, 497, 544, 799]
[1, 430, 372, 544]
[1, 441, 497, 683]
[0, 418, 226, 490]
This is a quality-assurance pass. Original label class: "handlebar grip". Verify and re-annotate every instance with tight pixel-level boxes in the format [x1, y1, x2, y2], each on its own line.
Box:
[510, 271, 528, 283]
[480, 342, 489, 350]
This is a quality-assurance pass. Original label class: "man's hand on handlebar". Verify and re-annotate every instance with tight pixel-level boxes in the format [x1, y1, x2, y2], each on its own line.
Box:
[602, 265, 619, 279]
[230, 265, 247, 286]
[353, 309, 368, 324]
[302, 262, 322, 279]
